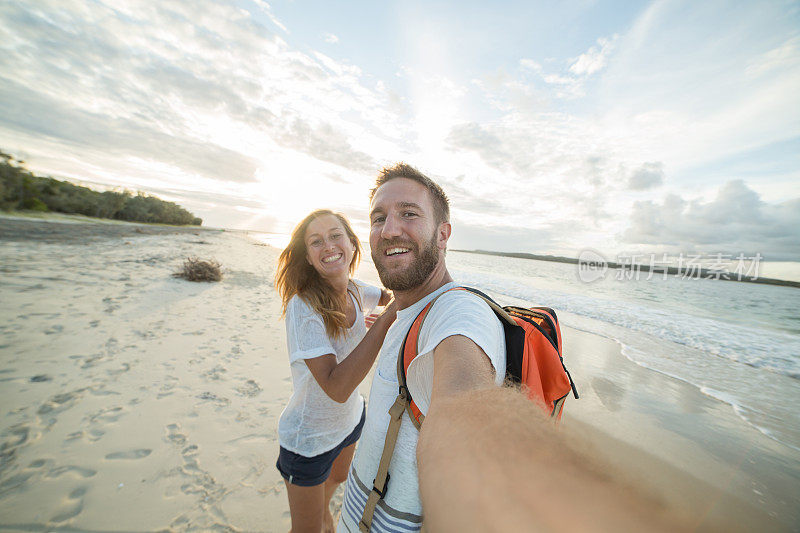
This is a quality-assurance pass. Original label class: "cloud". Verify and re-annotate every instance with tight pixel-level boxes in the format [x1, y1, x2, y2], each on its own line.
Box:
[627, 161, 665, 190]
[515, 34, 617, 100]
[445, 122, 507, 168]
[569, 36, 617, 76]
[622, 180, 800, 258]
[0, 0, 394, 204]
[449, 223, 559, 254]
[252, 0, 289, 33]
[324, 33, 339, 44]
[0, 79, 260, 183]
[443, 118, 630, 229]
[597, 1, 800, 174]
[745, 36, 800, 78]
[276, 119, 377, 173]
[1, 0, 796, 261]
[438, 175, 506, 213]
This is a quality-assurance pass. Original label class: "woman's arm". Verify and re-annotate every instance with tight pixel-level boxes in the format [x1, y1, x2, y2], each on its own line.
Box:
[304, 300, 397, 403]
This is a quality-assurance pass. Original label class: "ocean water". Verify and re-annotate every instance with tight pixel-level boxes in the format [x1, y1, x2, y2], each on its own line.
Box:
[252, 231, 800, 453]
[443, 251, 800, 453]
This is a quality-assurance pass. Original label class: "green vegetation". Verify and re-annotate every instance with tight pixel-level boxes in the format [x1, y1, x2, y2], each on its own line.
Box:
[0, 150, 202, 226]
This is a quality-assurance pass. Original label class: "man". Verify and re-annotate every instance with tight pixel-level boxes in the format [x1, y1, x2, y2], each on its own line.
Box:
[338, 164, 683, 533]
[337, 163, 506, 532]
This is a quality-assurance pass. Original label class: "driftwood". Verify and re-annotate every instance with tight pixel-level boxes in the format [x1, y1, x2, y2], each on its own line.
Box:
[174, 257, 222, 282]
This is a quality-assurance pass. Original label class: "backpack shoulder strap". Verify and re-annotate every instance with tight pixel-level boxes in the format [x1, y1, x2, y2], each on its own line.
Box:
[359, 287, 455, 531]
[359, 388, 409, 532]
[361, 286, 509, 532]
[398, 285, 516, 427]
[398, 287, 459, 428]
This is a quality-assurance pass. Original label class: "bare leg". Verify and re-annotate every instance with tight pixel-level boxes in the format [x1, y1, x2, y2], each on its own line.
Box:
[284, 478, 325, 533]
[323, 442, 357, 533]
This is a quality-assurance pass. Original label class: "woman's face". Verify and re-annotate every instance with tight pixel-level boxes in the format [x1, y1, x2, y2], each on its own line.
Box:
[304, 214, 356, 281]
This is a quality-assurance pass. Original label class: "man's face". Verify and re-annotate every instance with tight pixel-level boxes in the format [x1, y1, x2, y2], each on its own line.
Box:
[369, 178, 446, 291]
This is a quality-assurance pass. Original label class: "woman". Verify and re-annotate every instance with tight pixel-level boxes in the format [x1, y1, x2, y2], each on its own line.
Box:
[275, 209, 394, 532]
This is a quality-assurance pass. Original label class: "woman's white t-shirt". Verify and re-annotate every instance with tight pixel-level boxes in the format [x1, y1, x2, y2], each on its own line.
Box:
[278, 280, 382, 457]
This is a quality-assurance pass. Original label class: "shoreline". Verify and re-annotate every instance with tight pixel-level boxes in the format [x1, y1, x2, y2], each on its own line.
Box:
[454, 248, 800, 289]
[0, 216, 795, 531]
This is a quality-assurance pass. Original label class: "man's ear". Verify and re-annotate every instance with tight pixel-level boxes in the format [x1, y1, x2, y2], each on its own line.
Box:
[437, 222, 452, 250]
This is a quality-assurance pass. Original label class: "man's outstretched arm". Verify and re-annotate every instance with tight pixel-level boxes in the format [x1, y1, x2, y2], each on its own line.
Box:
[417, 335, 685, 532]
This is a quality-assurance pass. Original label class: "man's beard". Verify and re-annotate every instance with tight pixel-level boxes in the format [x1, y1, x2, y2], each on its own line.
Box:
[373, 233, 439, 291]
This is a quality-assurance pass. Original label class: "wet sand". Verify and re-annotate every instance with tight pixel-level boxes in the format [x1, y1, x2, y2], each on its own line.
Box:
[560, 328, 798, 532]
[0, 214, 795, 531]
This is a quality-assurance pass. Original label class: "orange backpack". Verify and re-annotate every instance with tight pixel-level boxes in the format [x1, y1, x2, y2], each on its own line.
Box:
[358, 286, 578, 532]
[400, 286, 577, 424]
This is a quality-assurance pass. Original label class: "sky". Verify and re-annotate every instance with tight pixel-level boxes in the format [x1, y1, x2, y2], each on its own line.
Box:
[1, 0, 799, 260]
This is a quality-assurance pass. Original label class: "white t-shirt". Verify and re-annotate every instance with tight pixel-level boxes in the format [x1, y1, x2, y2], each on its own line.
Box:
[278, 280, 382, 457]
[338, 282, 506, 532]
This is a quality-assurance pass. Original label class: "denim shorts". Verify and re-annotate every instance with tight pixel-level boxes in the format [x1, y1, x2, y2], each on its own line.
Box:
[276, 406, 366, 487]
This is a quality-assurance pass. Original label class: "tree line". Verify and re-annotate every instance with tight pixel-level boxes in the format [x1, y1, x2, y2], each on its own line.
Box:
[0, 150, 202, 226]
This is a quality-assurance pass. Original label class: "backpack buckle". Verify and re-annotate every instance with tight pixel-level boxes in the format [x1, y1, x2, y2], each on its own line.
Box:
[372, 472, 390, 499]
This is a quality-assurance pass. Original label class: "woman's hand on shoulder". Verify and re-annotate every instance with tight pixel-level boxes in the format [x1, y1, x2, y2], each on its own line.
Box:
[365, 297, 397, 329]
[378, 288, 393, 306]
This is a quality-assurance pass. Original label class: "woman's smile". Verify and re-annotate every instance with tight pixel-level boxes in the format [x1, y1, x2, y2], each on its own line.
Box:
[322, 252, 344, 264]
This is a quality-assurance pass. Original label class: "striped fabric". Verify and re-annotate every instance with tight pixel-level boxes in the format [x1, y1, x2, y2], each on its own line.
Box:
[339, 468, 422, 532]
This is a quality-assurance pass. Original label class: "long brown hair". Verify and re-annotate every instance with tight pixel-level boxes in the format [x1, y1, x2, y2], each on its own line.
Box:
[275, 209, 362, 339]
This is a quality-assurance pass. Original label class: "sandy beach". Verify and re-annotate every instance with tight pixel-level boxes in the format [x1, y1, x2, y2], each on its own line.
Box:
[0, 215, 795, 532]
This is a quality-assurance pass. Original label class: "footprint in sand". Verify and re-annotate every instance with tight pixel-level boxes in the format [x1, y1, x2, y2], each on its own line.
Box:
[203, 365, 227, 381]
[235, 379, 262, 398]
[105, 449, 152, 460]
[107, 362, 131, 376]
[38, 389, 86, 416]
[157, 377, 179, 399]
[0, 471, 36, 498]
[49, 485, 87, 523]
[165, 423, 187, 446]
[87, 406, 125, 424]
[80, 353, 106, 369]
[88, 387, 122, 398]
[104, 337, 119, 354]
[0, 459, 92, 501]
[196, 392, 230, 408]
[258, 481, 284, 495]
[46, 465, 97, 479]
[102, 296, 121, 314]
